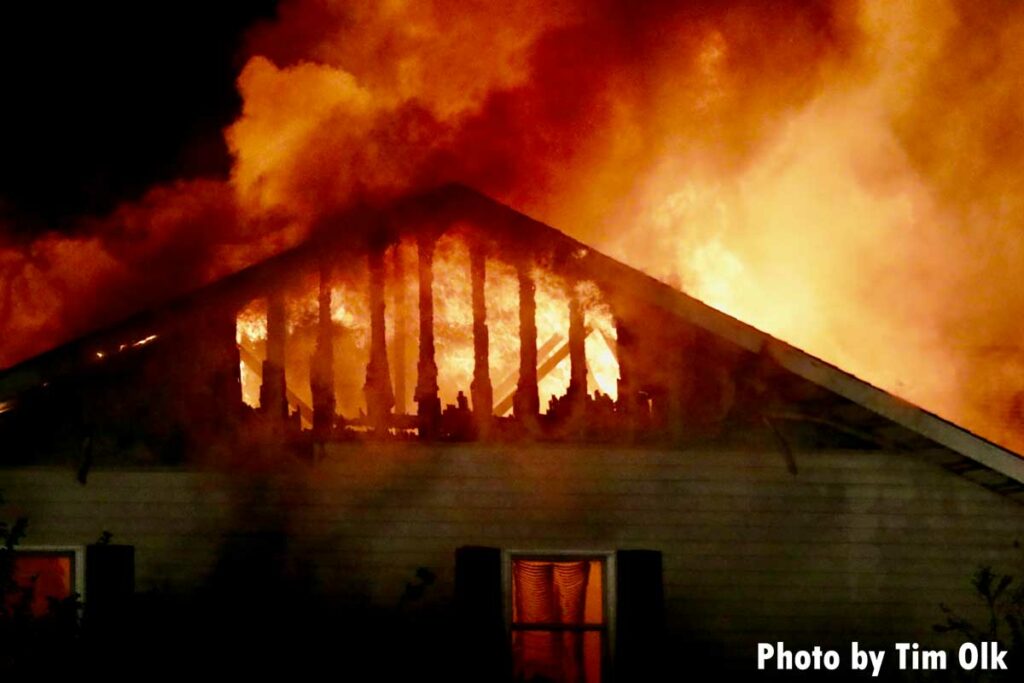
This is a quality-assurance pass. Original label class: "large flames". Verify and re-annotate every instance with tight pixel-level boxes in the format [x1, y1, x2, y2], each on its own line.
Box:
[4, 0, 1024, 450]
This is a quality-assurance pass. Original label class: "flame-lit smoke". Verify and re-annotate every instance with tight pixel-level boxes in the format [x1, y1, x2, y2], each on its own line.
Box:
[586, 0, 1024, 450]
[3, 0, 1024, 450]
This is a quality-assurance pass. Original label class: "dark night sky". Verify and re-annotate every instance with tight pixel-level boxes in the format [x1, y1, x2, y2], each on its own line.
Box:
[0, 1, 277, 235]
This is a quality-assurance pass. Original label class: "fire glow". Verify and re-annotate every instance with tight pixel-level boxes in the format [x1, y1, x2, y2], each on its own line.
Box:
[3, 0, 1024, 451]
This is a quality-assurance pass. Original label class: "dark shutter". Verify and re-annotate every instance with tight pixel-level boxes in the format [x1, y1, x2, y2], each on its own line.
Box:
[616, 549, 664, 681]
[454, 545, 509, 682]
[85, 543, 134, 632]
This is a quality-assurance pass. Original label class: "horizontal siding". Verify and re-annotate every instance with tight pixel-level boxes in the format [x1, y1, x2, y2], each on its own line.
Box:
[1, 444, 1022, 671]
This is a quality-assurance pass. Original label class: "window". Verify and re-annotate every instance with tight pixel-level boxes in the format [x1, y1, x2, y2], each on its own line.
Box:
[3, 546, 84, 618]
[506, 552, 614, 683]
[454, 546, 661, 682]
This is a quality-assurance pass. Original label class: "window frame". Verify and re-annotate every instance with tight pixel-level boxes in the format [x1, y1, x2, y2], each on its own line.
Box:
[502, 549, 617, 681]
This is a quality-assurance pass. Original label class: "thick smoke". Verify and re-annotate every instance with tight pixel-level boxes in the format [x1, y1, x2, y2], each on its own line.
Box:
[2, 0, 1023, 450]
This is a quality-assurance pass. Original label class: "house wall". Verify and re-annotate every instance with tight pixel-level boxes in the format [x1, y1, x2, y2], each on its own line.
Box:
[1, 443, 1022, 676]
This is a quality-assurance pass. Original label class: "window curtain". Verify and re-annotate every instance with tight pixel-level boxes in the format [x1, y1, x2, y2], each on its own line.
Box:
[513, 560, 591, 683]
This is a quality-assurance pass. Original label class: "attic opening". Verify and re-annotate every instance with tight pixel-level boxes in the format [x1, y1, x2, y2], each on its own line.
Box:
[233, 227, 624, 440]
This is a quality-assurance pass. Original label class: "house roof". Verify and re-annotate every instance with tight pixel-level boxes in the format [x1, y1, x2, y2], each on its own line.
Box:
[1, 183, 1022, 496]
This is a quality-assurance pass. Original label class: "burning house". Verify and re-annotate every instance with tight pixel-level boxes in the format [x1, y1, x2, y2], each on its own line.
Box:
[1, 184, 1022, 680]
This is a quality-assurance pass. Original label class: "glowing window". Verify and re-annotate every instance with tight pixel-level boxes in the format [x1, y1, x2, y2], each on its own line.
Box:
[510, 555, 609, 683]
[4, 548, 79, 618]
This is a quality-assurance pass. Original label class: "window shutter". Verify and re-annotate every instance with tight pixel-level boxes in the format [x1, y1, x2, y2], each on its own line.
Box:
[615, 549, 664, 680]
[454, 545, 509, 682]
[85, 543, 134, 632]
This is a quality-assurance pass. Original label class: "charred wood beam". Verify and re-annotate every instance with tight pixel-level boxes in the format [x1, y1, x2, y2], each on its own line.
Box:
[239, 343, 312, 425]
[266, 294, 286, 369]
[364, 242, 395, 433]
[567, 283, 587, 422]
[470, 242, 493, 434]
[513, 262, 540, 423]
[415, 234, 441, 438]
[614, 313, 633, 414]
[259, 293, 288, 421]
[393, 244, 409, 416]
[311, 258, 336, 435]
